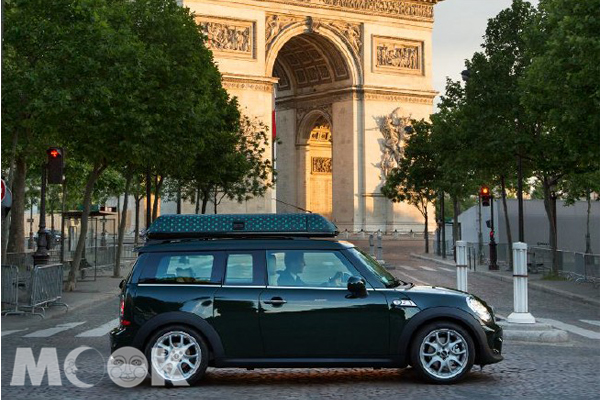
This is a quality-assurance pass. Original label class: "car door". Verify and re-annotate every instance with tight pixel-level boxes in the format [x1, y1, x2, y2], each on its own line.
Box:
[258, 249, 390, 358]
[212, 251, 266, 358]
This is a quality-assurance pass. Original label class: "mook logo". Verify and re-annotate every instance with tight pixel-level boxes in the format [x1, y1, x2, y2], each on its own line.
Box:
[9, 346, 188, 388]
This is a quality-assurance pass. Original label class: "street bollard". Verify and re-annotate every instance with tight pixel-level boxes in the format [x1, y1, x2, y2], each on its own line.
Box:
[507, 242, 536, 324]
[376, 231, 383, 263]
[456, 241, 468, 292]
[369, 234, 375, 256]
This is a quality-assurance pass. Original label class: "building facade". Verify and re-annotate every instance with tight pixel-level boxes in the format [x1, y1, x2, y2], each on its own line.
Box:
[178, 0, 442, 232]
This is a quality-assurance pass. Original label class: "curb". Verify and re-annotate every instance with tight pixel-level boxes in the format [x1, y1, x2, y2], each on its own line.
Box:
[410, 253, 600, 308]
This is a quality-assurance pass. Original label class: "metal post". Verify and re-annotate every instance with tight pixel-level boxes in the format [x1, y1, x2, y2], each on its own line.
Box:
[507, 242, 536, 323]
[28, 206, 35, 249]
[376, 230, 383, 262]
[489, 196, 498, 270]
[33, 164, 49, 266]
[456, 241, 468, 292]
[369, 234, 375, 256]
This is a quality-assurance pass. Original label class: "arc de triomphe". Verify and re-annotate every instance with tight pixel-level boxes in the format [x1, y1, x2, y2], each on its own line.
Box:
[184, 0, 441, 232]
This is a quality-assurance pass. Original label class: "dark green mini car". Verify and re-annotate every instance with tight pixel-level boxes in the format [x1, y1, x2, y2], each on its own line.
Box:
[110, 213, 503, 385]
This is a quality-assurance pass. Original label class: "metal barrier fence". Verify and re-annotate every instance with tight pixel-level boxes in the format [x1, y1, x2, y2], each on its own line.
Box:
[28, 264, 68, 316]
[4, 244, 138, 273]
[1, 265, 23, 316]
[529, 247, 600, 286]
[1, 263, 68, 317]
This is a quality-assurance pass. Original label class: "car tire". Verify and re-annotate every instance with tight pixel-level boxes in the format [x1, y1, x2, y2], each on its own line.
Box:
[410, 321, 475, 384]
[145, 325, 209, 386]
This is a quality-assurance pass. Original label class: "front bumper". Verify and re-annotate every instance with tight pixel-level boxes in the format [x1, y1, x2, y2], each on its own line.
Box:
[477, 323, 503, 365]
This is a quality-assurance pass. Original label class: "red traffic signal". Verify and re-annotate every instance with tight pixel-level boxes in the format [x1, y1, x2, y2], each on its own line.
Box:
[479, 185, 491, 207]
[46, 147, 64, 184]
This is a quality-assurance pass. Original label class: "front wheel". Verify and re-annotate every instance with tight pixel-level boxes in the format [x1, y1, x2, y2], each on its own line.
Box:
[410, 321, 475, 384]
[145, 325, 209, 386]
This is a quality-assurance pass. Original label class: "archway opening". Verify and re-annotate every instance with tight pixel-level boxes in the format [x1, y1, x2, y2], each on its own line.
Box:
[271, 32, 353, 221]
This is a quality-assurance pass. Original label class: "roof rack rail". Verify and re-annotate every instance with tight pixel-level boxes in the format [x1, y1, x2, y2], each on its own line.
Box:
[146, 213, 339, 240]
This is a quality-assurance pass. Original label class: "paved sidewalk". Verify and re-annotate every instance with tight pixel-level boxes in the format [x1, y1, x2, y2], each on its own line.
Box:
[412, 252, 600, 308]
[1, 265, 131, 331]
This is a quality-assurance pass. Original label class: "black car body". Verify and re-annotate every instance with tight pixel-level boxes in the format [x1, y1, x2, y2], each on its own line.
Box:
[110, 214, 502, 385]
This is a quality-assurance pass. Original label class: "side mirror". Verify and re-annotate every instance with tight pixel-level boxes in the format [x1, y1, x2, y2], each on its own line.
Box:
[347, 276, 368, 297]
[119, 279, 125, 290]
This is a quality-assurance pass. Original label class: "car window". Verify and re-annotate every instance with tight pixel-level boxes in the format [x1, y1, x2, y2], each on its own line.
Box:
[266, 250, 359, 288]
[138, 253, 218, 284]
[225, 254, 255, 285]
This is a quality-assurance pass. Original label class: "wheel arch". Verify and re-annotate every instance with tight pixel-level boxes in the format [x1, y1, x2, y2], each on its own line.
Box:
[398, 307, 487, 365]
[132, 311, 225, 361]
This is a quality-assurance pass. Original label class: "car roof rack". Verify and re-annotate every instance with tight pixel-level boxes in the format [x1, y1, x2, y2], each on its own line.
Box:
[146, 213, 339, 240]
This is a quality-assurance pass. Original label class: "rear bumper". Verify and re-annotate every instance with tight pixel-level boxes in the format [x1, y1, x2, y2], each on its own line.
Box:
[109, 325, 138, 354]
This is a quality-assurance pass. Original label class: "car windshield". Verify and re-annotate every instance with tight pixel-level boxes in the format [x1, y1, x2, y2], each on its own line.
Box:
[348, 248, 411, 288]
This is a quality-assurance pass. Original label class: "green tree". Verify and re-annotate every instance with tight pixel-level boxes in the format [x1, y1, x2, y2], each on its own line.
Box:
[382, 120, 437, 253]
[459, 0, 539, 268]
[521, 0, 600, 273]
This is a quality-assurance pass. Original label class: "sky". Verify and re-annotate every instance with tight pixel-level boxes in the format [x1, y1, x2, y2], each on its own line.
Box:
[432, 0, 539, 106]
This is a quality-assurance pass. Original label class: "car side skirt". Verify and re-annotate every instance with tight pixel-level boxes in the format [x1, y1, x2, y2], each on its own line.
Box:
[213, 358, 402, 368]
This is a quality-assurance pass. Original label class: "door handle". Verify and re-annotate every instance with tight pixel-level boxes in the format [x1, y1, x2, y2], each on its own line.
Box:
[263, 297, 287, 305]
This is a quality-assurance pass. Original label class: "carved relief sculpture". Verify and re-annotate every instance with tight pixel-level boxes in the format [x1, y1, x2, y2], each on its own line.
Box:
[329, 22, 362, 55]
[197, 17, 255, 59]
[373, 36, 423, 75]
[265, 14, 305, 49]
[312, 157, 333, 173]
[379, 111, 411, 177]
[266, 14, 361, 58]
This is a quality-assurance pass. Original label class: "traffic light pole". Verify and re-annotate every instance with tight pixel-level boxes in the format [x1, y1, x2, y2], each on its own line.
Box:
[489, 195, 498, 270]
[33, 164, 50, 266]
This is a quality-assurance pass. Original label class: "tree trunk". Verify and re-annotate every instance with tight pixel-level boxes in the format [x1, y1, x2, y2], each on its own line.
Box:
[65, 162, 106, 291]
[134, 194, 141, 245]
[500, 176, 514, 270]
[424, 202, 429, 254]
[452, 195, 460, 245]
[7, 156, 27, 254]
[195, 184, 201, 214]
[152, 175, 163, 222]
[585, 189, 592, 254]
[115, 170, 132, 278]
[542, 177, 559, 276]
[213, 189, 218, 214]
[2, 131, 20, 263]
[201, 186, 210, 214]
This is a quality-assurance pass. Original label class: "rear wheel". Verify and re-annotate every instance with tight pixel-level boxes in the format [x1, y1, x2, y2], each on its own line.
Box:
[145, 325, 209, 386]
[410, 321, 475, 384]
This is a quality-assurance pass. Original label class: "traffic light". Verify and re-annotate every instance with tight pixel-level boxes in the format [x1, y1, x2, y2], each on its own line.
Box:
[47, 147, 64, 184]
[479, 185, 491, 207]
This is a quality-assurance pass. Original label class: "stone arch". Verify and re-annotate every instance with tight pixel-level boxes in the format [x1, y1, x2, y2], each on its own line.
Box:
[297, 109, 333, 145]
[265, 22, 363, 86]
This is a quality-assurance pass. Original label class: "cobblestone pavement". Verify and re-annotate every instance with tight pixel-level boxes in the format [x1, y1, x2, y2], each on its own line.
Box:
[2, 240, 599, 399]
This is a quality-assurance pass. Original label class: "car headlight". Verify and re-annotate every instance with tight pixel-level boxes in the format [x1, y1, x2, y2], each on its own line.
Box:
[467, 296, 492, 322]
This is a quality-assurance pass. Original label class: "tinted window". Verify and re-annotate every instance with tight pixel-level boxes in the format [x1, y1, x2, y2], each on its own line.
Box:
[267, 250, 359, 287]
[138, 253, 220, 284]
[225, 254, 255, 285]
